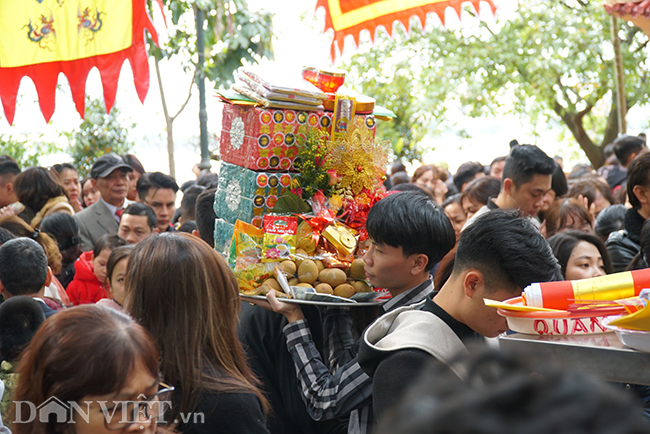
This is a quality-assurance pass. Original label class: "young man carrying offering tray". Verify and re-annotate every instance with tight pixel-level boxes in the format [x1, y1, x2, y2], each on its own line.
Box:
[255, 191, 455, 434]
[357, 210, 562, 422]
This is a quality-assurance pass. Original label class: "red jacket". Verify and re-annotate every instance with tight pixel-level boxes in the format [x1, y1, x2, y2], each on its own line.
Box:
[66, 251, 107, 305]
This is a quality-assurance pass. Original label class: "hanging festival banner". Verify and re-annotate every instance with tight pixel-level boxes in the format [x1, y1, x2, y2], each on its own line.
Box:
[316, 0, 497, 58]
[603, 0, 650, 37]
[0, 0, 158, 124]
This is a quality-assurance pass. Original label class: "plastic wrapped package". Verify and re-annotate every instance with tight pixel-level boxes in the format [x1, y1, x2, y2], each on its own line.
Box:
[213, 218, 235, 256]
[238, 67, 327, 100]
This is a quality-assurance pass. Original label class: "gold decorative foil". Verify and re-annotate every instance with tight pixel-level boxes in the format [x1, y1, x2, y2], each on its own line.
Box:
[322, 223, 357, 257]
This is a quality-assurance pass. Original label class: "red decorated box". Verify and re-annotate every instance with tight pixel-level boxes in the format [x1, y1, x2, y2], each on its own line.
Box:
[219, 103, 377, 172]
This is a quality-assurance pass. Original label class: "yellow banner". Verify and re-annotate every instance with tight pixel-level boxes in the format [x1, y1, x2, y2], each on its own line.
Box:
[0, 0, 132, 68]
[327, 0, 449, 30]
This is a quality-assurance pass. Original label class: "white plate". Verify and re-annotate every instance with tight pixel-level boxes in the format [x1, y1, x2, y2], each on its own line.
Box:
[603, 316, 650, 352]
[240, 294, 384, 307]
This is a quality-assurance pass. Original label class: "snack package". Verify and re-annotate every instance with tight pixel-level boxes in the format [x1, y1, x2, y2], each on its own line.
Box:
[262, 215, 298, 262]
[296, 220, 317, 254]
[229, 220, 264, 270]
[229, 220, 272, 293]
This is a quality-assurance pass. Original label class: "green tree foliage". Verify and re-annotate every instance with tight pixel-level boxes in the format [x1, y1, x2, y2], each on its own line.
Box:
[343, 0, 650, 166]
[150, 0, 274, 175]
[70, 99, 133, 178]
[153, 0, 274, 88]
[0, 135, 59, 168]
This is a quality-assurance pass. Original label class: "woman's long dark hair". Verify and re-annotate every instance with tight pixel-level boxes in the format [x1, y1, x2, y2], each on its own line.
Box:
[125, 233, 269, 418]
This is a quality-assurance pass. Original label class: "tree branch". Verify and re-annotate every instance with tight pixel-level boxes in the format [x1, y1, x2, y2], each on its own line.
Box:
[555, 76, 577, 112]
[170, 70, 196, 122]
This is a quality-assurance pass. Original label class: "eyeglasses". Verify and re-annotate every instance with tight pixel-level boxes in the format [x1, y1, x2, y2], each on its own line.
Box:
[103, 382, 174, 430]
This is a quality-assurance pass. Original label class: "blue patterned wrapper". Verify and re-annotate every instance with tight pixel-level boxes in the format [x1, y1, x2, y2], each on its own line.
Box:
[214, 162, 295, 227]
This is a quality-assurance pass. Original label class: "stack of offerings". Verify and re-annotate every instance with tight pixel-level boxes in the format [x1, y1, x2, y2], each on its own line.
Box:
[232, 68, 326, 111]
[215, 68, 379, 234]
[215, 67, 392, 300]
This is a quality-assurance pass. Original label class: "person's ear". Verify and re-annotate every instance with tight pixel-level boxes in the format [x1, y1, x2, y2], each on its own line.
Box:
[6, 182, 14, 196]
[0, 279, 6, 295]
[192, 229, 200, 238]
[633, 185, 649, 206]
[411, 253, 429, 275]
[91, 178, 98, 189]
[45, 267, 53, 287]
[462, 269, 485, 299]
[627, 153, 639, 167]
[502, 178, 515, 195]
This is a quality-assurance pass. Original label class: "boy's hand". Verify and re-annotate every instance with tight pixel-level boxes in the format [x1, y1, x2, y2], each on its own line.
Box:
[249, 289, 305, 323]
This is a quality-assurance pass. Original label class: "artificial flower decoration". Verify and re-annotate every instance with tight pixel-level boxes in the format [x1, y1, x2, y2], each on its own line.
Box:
[326, 117, 389, 198]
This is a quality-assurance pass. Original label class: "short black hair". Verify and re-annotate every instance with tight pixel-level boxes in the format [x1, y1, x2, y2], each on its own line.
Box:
[0, 296, 45, 361]
[180, 180, 197, 193]
[390, 182, 433, 199]
[0, 158, 21, 179]
[390, 160, 406, 175]
[630, 219, 650, 270]
[195, 188, 217, 248]
[454, 210, 561, 292]
[627, 153, 650, 209]
[376, 349, 650, 434]
[547, 230, 613, 278]
[489, 156, 506, 168]
[594, 204, 626, 241]
[501, 145, 555, 189]
[603, 143, 616, 159]
[180, 185, 206, 221]
[390, 171, 410, 187]
[614, 135, 646, 166]
[453, 162, 485, 192]
[0, 238, 48, 296]
[93, 234, 128, 258]
[366, 192, 455, 271]
[178, 220, 197, 234]
[40, 213, 81, 252]
[196, 172, 219, 189]
[0, 228, 15, 245]
[550, 161, 568, 197]
[123, 203, 157, 229]
[442, 193, 461, 209]
[136, 172, 179, 201]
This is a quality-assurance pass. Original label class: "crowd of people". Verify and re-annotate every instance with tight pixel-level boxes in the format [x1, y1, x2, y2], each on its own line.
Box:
[0, 133, 647, 433]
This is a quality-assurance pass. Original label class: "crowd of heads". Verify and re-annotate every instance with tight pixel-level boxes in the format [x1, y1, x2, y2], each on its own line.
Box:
[0, 132, 646, 433]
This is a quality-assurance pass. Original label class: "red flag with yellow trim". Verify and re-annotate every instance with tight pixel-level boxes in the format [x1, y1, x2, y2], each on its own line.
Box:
[317, 0, 497, 58]
[0, 0, 158, 124]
